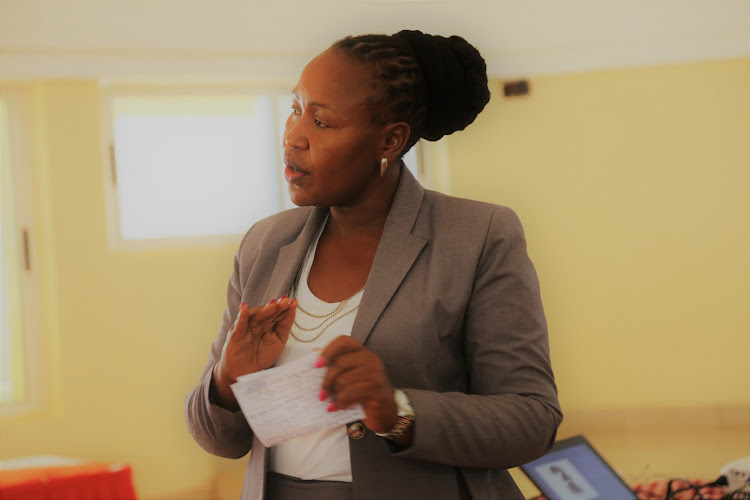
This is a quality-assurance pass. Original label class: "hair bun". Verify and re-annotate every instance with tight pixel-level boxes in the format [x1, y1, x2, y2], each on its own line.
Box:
[394, 30, 490, 141]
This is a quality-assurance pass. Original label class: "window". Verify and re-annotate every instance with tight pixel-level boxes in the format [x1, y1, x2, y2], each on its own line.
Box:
[107, 93, 286, 243]
[0, 89, 39, 412]
[0, 97, 21, 403]
[104, 88, 424, 246]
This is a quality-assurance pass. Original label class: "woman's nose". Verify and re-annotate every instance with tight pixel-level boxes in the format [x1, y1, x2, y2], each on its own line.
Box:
[283, 117, 309, 150]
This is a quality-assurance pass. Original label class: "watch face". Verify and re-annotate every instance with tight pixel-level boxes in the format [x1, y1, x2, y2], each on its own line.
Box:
[394, 390, 414, 416]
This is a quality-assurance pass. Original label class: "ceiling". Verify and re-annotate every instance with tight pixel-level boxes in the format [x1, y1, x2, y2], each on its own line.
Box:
[1, 0, 748, 80]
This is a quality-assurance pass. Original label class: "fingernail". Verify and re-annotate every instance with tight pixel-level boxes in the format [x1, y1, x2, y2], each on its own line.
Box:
[314, 357, 325, 368]
[276, 297, 284, 303]
[267, 299, 275, 305]
[280, 295, 288, 299]
[240, 302, 246, 309]
[318, 389, 327, 401]
[326, 402, 336, 412]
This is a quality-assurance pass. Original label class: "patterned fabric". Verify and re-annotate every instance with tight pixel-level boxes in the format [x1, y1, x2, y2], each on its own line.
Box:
[634, 478, 728, 500]
[534, 478, 728, 500]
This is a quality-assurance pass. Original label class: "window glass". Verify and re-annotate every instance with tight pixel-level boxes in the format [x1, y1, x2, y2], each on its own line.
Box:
[110, 92, 424, 242]
[112, 95, 280, 240]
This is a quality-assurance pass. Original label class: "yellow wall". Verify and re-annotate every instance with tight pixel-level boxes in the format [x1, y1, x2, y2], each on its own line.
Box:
[0, 58, 748, 498]
[448, 58, 750, 412]
[0, 82, 237, 498]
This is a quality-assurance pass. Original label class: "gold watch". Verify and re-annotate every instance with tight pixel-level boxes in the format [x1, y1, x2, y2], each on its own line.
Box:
[375, 389, 415, 441]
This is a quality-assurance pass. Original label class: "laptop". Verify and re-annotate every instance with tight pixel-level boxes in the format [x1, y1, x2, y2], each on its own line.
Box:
[520, 435, 638, 500]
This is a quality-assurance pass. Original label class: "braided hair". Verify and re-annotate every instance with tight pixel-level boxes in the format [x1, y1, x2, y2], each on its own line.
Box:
[332, 30, 490, 153]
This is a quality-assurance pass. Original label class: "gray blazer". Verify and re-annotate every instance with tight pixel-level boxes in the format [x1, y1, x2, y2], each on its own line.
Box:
[185, 167, 562, 499]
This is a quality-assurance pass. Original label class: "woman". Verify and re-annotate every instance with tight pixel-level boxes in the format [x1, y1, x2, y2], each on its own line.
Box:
[185, 30, 561, 499]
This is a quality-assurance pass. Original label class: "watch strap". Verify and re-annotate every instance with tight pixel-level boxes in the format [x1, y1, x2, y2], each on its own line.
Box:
[375, 389, 415, 440]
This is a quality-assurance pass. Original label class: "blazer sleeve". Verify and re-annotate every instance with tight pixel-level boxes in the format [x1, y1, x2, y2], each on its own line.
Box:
[184, 248, 255, 459]
[393, 206, 562, 469]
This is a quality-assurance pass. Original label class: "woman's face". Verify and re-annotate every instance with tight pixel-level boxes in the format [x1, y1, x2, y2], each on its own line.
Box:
[283, 49, 388, 208]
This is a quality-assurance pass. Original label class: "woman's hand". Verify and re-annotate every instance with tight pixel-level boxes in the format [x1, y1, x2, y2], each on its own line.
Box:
[318, 336, 398, 434]
[211, 297, 297, 410]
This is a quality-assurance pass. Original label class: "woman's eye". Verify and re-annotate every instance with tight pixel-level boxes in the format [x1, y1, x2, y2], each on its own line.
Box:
[314, 119, 328, 128]
[290, 106, 301, 116]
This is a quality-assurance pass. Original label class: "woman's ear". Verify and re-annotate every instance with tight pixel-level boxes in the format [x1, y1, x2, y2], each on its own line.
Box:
[381, 122, 411, 160]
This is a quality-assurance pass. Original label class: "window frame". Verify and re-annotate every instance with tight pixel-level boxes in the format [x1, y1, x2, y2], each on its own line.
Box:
[100, 84, 295, 250]
[0, 86, 44, 417]
[100, 83, 434, 250]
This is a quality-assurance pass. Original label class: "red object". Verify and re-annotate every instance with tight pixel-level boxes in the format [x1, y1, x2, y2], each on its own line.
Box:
[0, 463, 137, 500]
[633, 478, 727, 500]
[534, 478, 726, 500]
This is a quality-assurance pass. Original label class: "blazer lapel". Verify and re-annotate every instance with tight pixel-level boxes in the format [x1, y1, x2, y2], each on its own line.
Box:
[244, 170, 424, 497]
[244, 208, 327, 500]
[262, 207, 328, 304]
[352, 167, 427, 345]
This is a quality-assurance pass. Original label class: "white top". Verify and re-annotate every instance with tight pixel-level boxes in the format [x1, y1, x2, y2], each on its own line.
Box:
[268, 217, 363, 482]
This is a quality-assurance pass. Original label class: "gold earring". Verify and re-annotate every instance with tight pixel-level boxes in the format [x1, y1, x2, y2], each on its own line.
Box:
[380, 157, 389, 177]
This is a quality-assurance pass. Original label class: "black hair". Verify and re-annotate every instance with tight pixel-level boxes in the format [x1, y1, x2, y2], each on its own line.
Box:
[331, 30, 490, 153]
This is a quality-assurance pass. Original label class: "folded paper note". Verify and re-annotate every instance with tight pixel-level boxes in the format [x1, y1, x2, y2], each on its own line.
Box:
[230, 352, 365, 447]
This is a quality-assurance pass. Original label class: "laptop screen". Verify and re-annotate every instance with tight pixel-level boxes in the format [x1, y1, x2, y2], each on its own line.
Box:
[520, 435, 638, 500]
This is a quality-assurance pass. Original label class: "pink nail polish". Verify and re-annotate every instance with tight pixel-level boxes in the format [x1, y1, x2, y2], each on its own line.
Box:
[267, 299, 275, 305]
[240, 302, 246, 308]
[319, 389, 327, 401]
[314, 357, 325, 368]
[326, 402, 336, 412]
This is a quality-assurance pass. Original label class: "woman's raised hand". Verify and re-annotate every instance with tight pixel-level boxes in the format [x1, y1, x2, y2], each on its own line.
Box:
[318, 336, 398, 435]
[211, 297, 297, 411]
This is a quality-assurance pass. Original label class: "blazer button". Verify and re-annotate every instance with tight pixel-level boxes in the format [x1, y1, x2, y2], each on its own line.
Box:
[347, 422, 366, 440]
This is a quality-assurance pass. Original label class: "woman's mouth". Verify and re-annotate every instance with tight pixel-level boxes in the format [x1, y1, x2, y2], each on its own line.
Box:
[284, 158, 308, 183]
